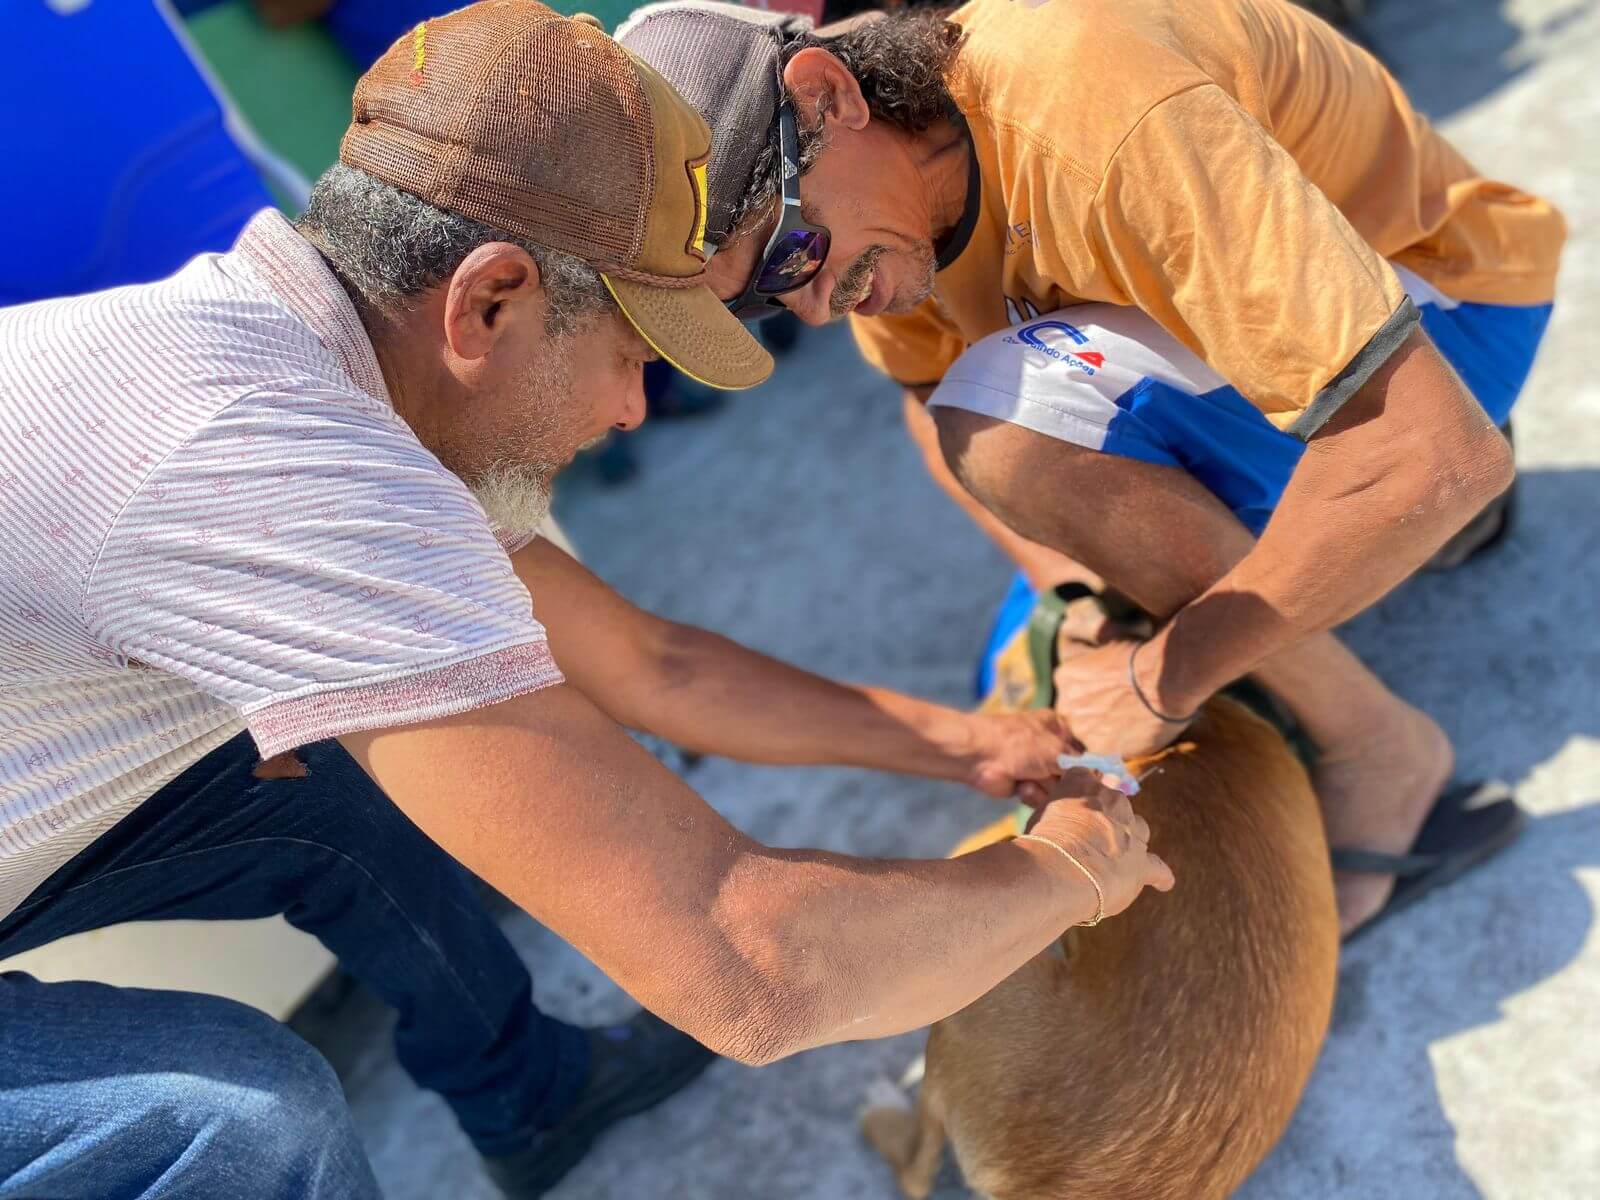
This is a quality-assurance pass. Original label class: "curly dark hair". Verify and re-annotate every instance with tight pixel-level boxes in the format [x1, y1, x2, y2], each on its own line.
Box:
[722, 8, 965, 244]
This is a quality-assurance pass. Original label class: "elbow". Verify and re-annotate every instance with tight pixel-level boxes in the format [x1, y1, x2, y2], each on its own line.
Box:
[682, 896, 833, 1067]
[687, 970, 826, 1068]
[1442, 418, 1516, 516]
[1473, 424, 1517, 502]
[647, 619, 706, 695]
[1398, 416, 1515, 533]
[632, 973, 817, 1068]
[697, 989, 819, 1067]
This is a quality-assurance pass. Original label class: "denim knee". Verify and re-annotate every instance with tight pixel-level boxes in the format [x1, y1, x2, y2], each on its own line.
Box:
[1, 977, 381, 1200]
[158, 1004, 379, 1200]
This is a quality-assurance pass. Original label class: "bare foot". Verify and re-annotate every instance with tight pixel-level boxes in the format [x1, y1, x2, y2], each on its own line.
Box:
[1313, 701, 1455, 936]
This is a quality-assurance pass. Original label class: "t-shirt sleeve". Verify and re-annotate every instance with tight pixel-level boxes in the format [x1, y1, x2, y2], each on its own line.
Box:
[1085, 84, 1418, 438]
[850, 303, 969, 389]
[85, 387, 564, 758]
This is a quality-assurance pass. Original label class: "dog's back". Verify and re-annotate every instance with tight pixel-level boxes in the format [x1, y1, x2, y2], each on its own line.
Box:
[869, 698, 1338, 1200]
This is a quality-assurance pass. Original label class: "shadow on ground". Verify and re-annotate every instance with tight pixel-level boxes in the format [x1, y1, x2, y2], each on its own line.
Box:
[1336, 466, 1600, 785]
[1355, 0, 1592, 120]
[1243, 803, 1599, 1200]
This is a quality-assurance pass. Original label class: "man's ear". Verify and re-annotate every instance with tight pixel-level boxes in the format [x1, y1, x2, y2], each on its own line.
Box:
[782, 47, 870, 132]
[441, 243, 544, 360]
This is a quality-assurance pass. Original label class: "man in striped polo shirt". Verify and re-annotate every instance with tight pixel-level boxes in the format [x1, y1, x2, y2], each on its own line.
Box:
[0, 5, 1171, 1197]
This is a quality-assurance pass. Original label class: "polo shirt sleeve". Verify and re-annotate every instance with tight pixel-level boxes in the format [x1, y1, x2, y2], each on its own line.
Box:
[1086, 83, 1418, 438]
[85, 387, 564, 757]
[850, 303, 969, 390]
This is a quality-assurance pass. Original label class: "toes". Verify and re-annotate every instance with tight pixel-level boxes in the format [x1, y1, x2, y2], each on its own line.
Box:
[1334, 872, 1395, 936]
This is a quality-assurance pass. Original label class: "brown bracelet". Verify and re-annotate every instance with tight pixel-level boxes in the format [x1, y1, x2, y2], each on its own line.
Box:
[1128, 640, 1198, 724]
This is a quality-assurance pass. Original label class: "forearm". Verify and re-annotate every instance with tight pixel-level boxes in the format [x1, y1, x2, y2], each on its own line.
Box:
[341, 683, 1098, 1066]
[1146, 330, 1514, 712]
[513, 536, 981, 783]
[708, 834, 1098, 1059]
[633, 621, 978, 781]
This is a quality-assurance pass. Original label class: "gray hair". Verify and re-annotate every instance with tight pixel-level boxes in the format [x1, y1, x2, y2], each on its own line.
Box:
[296, 163, 615, 337]
[724, 9, 964, 243]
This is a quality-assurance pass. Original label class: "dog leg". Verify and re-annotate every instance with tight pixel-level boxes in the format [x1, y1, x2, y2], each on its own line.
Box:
[896, 1091, 949, 1200]
[862, 1103, 920, 1175]
[862, 1080, 948, 1200]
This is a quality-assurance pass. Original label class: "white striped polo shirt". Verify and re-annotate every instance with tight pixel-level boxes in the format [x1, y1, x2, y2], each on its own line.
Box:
[0, 210, 564, 921]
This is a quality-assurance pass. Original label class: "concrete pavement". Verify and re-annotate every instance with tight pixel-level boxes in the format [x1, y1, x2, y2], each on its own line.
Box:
[335, 1, 1600, 1194]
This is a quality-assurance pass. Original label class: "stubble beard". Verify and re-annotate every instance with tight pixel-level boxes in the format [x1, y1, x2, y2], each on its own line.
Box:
[464, 342, 592, 541]
[892, 240, 939, 314]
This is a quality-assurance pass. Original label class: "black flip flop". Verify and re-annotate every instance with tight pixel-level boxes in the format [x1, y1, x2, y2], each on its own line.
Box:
[1334, 781, 1527, 943]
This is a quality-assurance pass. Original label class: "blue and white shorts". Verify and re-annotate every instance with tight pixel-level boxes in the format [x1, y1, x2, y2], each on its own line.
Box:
[928, 265, 1552, 536]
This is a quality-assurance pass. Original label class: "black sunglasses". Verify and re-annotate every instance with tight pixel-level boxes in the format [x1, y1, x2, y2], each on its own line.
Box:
[724, 103, 832, 321]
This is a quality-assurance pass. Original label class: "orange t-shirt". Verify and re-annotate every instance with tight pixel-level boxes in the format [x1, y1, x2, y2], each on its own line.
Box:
[851, 0, 1565, 434]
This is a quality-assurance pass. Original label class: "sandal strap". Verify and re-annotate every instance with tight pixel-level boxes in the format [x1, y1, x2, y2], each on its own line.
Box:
[1330, 781, 1517, 878]
[1330, 846, 1444, 878]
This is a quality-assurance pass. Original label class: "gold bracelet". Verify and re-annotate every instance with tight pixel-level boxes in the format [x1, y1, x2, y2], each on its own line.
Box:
[1016, 833, 1104, 927]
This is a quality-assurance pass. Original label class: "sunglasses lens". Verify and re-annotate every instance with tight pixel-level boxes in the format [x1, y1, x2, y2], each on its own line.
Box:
[755, 229, 829, 296]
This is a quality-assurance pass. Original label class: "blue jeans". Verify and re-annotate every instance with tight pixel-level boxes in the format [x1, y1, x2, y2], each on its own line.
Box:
[0, 735, 589, 1198]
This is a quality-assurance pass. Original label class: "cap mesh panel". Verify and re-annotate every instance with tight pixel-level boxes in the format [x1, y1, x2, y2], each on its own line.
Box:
[343, 3, 651, 266]
[620, 7, 793, 245]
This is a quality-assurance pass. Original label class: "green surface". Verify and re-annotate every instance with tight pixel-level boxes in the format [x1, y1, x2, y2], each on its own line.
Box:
[572, 0, 638, 29]
[185, 0, 359, 194]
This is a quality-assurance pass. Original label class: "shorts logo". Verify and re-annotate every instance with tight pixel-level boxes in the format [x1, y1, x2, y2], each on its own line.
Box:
[1005, 320, 1105, 374]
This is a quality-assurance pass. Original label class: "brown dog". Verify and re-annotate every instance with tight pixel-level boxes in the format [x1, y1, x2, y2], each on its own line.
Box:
[863, 596, 1339, 1200]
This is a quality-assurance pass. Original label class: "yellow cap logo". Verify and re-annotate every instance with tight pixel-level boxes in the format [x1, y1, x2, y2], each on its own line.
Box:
[689, 160, 709, 258]
[410, 21, 427, 85]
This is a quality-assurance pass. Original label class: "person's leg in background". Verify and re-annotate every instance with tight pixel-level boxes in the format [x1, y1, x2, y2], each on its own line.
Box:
[902, 390, 1100, 596]
[935, 409, 1452, 932]
[918, 296, 1548, 933]
[0, 973, 380, 1200]
[0, 733, 711, 1196]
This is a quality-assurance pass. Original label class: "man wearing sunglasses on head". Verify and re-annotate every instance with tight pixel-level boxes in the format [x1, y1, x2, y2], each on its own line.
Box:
[619, 0, 1564, 938]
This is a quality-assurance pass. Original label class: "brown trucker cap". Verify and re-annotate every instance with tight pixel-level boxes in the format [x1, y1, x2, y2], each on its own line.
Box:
[340, 0, 772, 390]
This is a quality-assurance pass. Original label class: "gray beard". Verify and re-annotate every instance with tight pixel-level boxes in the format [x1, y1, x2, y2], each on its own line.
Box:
[459, 331, 603, 542]
[468, 461, 554, 542]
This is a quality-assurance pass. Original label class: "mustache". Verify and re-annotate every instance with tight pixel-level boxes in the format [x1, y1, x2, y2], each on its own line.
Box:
[829, 245, 890, 318]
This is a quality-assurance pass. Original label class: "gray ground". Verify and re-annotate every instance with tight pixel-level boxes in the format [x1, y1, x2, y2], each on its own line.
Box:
[331, 1, 1600, 1195]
